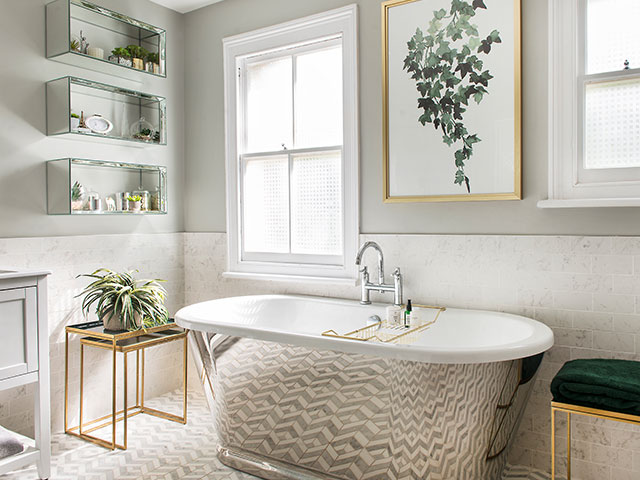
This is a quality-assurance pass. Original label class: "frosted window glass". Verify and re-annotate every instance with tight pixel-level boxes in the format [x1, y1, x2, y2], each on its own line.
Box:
[585, 78, 640, 169]
[295, 45, 343, 149]
[587, 0, 640, 74]
[242, 156, 289, 253]
[246, 57, 293, 153]
[291, 151, 343, 255]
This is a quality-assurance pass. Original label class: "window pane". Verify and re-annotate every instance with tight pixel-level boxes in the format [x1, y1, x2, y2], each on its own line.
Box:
[291, 151, 343, 256]
[587, 0, 640, 74]
[585, 78, 640, 169]
[246, 57, 293, 152]
[242, 156, 289, 253]
[294, 45, 343, 149]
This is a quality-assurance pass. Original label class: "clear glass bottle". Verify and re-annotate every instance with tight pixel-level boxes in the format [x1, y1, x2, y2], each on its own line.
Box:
[85, 191, 101, 211]
[150, 186, 161, 211]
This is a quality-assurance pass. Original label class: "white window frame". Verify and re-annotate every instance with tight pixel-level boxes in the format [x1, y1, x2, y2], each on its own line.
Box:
[540, 0, 640, 208]
[222, 5, 359, 283]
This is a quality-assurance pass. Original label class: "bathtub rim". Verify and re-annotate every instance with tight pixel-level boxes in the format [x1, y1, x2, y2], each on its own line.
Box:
[176, 294, 554, 364]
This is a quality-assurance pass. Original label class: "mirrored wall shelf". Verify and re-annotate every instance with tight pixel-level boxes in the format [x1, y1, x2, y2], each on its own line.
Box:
[47, 158, 167, 215]
[46, 76, 167, 146]
[46, 0, 166, 81]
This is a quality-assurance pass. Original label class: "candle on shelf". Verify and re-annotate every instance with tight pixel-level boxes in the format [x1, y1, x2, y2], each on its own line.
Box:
[87, 47, 104, 59]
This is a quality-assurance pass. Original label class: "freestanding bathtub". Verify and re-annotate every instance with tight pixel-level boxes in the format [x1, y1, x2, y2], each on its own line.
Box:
[176, 295, 553, 480]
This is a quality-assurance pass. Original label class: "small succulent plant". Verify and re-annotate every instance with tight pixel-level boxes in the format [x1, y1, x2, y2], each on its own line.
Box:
[127, 195, 142, 202]
[132, 128, 156, 141]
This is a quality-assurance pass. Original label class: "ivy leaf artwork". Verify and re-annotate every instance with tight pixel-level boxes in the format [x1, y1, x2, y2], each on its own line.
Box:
[403, 0, 501, 192]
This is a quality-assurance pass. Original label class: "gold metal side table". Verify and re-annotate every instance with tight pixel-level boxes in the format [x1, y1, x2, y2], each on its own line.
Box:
[551, 401, 640, 479]
[64, 320, 188, 450]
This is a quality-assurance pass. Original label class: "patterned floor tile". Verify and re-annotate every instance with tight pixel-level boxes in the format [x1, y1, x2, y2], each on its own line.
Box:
[1, 387, 549, 480]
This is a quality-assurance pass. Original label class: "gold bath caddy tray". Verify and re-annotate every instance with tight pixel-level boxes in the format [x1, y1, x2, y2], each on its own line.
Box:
[322, 304, 446, 344]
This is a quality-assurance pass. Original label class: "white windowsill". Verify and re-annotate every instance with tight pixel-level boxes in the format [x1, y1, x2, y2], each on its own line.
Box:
[538, 198, 640, 208]
[223, 271, 358, 286]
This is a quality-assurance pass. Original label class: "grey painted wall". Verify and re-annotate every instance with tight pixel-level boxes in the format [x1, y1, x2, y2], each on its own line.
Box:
[184, 0, 640, 235]
[0, 0, 185, 238]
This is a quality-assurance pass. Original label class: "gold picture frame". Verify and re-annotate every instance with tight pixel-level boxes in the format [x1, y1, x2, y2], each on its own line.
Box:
[382, 0, 522, 203]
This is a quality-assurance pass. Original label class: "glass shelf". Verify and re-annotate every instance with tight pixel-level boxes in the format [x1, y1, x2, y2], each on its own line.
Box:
[47, 158, 167, 215]
[46, 76, 167, 146]
[46, 0, 166, 81]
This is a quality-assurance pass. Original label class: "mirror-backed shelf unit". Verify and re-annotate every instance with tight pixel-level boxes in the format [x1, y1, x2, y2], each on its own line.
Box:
[46, 0, 166, 81]
[47, 158, 168, 215]
[46, 76, 167, 146]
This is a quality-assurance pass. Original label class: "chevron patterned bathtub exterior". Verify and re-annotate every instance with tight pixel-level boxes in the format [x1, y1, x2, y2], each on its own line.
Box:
[191, 333, 536, 480]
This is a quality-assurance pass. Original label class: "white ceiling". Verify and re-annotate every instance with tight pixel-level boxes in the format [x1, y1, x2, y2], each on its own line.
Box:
[149, 0, 225, 14]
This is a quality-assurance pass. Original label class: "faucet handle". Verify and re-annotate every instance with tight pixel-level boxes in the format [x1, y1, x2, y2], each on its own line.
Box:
[359, 265, 370, 298]
[359, 265, 369, 281]
[392, 267, 403, 307]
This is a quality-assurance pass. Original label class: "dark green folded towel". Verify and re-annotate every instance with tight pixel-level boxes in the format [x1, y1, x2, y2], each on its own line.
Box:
[551, 359, 640, 415]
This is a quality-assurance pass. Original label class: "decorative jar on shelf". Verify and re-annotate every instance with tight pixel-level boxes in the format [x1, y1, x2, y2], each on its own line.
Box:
[108, 47, 132, 67]
[70, 114, 80, 131]
[115, 192, 130, 211]
[129, 117, 157, 142]
[128, 196, 142, 213]
[86, 191, 101, 212]
[145, 53, 160, 74]
[150, 187, 161, 211]
[87, 47, 104, 60]
[132, 189, 150, 211]
[132, 57, 144, 70]
[126, 45, 146, 70]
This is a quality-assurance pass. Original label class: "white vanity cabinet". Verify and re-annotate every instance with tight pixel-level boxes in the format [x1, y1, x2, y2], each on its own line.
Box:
[0, 287, 38, 380]
[0, 271, 51, 480]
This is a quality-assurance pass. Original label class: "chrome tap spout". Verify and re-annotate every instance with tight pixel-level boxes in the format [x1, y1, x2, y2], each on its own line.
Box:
[355, 242, 403, 307]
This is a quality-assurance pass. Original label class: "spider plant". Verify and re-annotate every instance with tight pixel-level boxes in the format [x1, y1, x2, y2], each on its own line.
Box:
[71, 181, 83, 202]
[77, 268, 169, 331]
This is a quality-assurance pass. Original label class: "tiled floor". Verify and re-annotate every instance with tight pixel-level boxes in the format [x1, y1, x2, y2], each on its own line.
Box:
[2, 388, 552, 480]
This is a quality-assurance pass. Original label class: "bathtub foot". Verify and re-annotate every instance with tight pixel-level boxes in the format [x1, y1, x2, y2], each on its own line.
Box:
[217, 445, 343, 480]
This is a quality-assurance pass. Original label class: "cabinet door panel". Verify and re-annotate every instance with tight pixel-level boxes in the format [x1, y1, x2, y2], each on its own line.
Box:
[0, 288, 38, 380]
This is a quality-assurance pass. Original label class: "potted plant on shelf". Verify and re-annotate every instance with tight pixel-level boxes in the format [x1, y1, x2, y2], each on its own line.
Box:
[127, 194, 142, 212]
[127, 45, 148, 70]
[77, 269, 170, 331]
[129, 116, 157, 142]
[71, 181, 85, 211]
[70, 37, 80, 53]
[108, 47, 132, 67]
[145, 52, 160, 74]
[132, 128, 155, 142]
[70, 112, 80, 130]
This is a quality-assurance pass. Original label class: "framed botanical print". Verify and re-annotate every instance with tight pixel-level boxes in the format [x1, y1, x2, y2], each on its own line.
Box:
[382, 0, 521, 202]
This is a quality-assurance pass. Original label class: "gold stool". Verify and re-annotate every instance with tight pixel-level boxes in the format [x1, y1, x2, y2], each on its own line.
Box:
[551, 401, 640, 479]
[64, 321, 188, 450]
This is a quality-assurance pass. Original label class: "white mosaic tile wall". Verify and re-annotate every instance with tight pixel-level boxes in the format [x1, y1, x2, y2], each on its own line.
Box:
[0, 233, 185, 437]
[184, 232, 640, 480]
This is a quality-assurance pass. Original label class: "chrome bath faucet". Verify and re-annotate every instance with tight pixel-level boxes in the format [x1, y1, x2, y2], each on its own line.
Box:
[355, 241, 403, 306]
